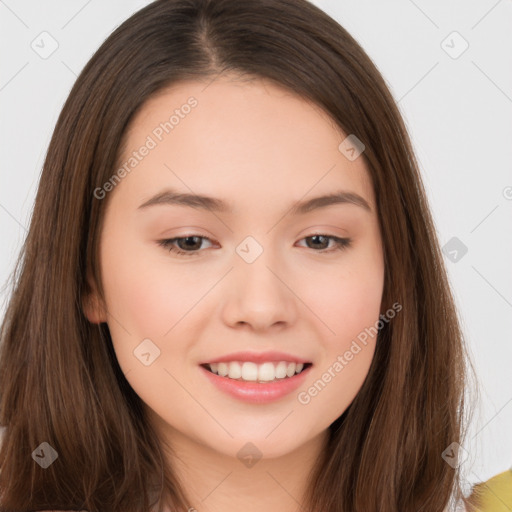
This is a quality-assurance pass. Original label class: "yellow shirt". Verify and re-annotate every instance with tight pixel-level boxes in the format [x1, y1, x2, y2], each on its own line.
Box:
[467, 469, 512, 511]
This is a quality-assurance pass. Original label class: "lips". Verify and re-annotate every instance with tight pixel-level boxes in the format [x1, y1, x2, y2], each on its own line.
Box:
[200, 362, 312, 403]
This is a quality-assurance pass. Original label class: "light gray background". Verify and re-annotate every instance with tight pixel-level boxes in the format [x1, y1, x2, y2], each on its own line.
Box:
[1, 0, 511, 493]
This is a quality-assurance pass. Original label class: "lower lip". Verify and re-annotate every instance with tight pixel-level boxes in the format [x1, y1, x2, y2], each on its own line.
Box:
[200, 364, 312, 404]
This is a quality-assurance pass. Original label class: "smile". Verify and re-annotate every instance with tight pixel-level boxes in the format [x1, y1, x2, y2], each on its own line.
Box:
[200, 362, 313, 404]
[202, 361, 311, 383]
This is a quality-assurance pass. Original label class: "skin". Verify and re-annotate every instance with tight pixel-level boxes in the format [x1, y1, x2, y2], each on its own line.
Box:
[84, 74, 385, 512]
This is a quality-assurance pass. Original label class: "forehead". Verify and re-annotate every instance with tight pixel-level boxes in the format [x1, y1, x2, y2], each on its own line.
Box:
[114, 75, 375, 214]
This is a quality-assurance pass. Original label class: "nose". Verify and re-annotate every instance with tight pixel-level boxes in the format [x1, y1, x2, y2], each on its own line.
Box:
[220, 251, 298, 332]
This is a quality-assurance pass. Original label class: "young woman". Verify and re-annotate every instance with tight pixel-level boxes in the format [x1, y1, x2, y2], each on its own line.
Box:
[0, 0, 486, 510]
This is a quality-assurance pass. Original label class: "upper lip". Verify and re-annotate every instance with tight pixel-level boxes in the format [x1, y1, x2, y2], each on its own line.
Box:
[200, 351, 312, 365]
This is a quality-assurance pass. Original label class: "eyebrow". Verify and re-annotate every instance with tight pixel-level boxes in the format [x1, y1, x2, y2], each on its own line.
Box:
[137, 188, 372, 215]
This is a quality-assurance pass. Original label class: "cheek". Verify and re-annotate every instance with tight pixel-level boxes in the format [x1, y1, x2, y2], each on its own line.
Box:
[100, 232, 202, 342]
[295, 258, 383, 420]
[302, 248, 384, 345]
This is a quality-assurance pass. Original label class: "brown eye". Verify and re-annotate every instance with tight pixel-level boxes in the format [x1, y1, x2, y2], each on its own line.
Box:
[299, 234, 352, 252]
[158, 235, 213, 256]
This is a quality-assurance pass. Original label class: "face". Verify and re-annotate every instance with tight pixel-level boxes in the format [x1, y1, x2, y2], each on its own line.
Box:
[85, 75, 385, 460]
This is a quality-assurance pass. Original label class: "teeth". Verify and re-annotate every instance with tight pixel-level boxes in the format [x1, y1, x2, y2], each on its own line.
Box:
[217, 362, 228, 377]
[228, 361, 242, 379]
[206, 361, 306, 382]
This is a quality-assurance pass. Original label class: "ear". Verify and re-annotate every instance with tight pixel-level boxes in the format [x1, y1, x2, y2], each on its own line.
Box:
[82, 278, 108, 324]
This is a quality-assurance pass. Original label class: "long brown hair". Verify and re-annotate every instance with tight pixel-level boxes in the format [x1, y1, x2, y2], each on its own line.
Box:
[0, 0, 479, 510]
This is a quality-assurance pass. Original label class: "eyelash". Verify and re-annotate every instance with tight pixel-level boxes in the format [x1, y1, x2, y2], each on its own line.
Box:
[157, 234, 352, 257]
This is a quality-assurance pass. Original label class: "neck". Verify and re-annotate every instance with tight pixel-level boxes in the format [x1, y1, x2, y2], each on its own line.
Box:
[152, 419, 329, 512]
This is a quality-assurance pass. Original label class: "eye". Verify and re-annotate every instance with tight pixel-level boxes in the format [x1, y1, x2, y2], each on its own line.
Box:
[157, 234, 352, 257]
[297, 234, 352, 253]
[158, 235, 214, 257]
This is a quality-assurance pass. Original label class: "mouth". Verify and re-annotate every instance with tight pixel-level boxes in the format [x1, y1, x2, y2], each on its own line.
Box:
[200, 361, 313, 384]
